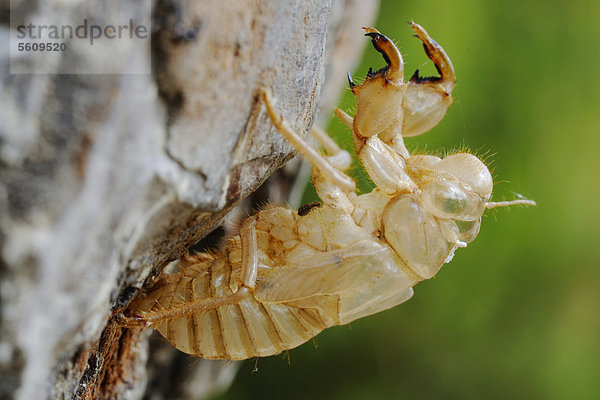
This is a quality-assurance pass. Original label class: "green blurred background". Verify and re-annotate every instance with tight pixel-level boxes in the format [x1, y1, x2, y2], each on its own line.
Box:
[214, 0, 600, 398]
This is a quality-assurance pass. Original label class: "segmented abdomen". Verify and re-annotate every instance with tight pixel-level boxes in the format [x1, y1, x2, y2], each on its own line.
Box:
[132, 249, 332, 360]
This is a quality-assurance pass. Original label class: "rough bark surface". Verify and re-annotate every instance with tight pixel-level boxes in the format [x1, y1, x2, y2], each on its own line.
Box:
[0, 0, 377, 399]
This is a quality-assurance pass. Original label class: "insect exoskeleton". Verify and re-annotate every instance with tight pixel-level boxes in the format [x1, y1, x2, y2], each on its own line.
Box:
[121, 23, 535, 360]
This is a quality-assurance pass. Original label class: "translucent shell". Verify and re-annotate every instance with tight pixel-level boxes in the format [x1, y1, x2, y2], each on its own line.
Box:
[408, 154, 442, 169]
[120, 24, 534, 361]
[434, 153, 493, 200]
[422, 179, 485, 221]
[353, 78, 404, 140]
[351, 23, 456, 140]
[455, 219, 481, 244]
[352, 65, 454, 140]
[401, 83, 453, 137]
[381, 195, 454, 279]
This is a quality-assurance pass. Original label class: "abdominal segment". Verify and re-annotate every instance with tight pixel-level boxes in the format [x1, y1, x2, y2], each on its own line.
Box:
[132, 248, 335, 360]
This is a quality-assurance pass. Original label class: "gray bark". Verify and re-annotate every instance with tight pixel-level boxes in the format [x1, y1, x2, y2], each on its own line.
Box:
[0, 0, 377, 399]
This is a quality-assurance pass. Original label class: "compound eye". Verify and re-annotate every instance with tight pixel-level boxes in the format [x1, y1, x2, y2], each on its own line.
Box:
[435, 153, 493, 200]
[422, 179, 485, 221]
[455, 218, 482, 244]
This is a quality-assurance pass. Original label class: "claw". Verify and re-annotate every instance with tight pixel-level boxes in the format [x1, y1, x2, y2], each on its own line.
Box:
[409, 68, 441, 84]
[409, 22, 456, 92]
[347, 71, 356, 90]
[410, 69, 420, 82]
[362, 27, 404, 83]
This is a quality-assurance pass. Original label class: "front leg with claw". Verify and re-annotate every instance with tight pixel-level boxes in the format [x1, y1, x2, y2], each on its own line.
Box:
[348, 23, 457, 159]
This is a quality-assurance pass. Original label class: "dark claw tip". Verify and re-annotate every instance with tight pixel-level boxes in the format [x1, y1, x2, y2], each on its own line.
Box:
[347, 72, 356, 89]
[367, 66, 380, 79]
[410, 69, 420, 82]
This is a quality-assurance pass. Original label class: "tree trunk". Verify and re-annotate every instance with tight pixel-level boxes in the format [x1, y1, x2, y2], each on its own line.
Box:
[0, 0, 377, 398]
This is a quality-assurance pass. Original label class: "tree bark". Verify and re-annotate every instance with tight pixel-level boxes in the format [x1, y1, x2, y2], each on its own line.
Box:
[0, 0, 377, 398]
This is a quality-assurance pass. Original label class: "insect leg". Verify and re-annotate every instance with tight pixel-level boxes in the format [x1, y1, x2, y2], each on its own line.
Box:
[239, 216, 258, 289]
[119, 218, 260, 328]
[310, 126, 352, 172]
[308, 125, 358, 211]
[362, 27, 404, 84]
[138, 288, 250, 326]
[117, 281, 251, 328]
[409, 22, 455, 93]
[334, 108, 353, 129]
[381, 22, 456, 148]
[261, 89, 356, 193]
[147, 216, 259, 323]
[358, 135, 417, 194]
